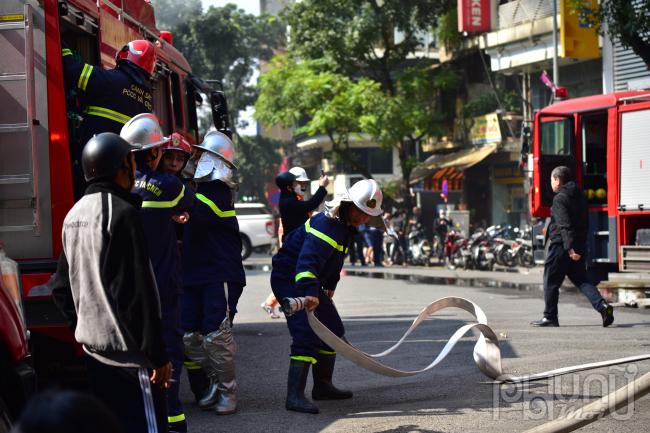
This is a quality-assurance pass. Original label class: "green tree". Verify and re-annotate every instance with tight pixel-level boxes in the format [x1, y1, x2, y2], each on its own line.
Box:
[174, 4, 284, 128]
[237, 135, 285, 200]
[258, 0, 456, 210]
[150, 0, 202, 30]
[164, 4, 285, 198]
[573, 0, 650, 66]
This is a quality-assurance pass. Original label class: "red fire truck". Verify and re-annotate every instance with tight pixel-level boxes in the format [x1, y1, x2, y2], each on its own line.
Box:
[530, 91, 650, 276]
[0, 0, 228, 418]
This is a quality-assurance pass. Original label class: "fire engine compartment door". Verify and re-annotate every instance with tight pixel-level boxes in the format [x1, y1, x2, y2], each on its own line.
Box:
[0, 1, 53, 259]
[620, 108, 650, 211]
[534, 113, 577, 210]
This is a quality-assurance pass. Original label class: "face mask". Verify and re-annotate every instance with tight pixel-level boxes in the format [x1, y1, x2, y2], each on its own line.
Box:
[293, 184, 305, 197]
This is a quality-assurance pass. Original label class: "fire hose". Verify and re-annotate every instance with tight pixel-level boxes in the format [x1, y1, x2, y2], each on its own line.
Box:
[282, 296, 650, 383]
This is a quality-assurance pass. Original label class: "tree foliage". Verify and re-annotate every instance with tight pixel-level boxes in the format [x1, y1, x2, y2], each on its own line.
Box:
[258, 0, 457, 208]
[174, 4, 285, 127]
[151, 2, 287, 200]
[237, 135, 285, 200]
[572, 0, 650, 66]
[151, 0, 202, 31]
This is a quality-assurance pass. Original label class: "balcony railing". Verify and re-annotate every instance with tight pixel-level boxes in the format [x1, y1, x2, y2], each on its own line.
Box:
[498, 0, 554, 29]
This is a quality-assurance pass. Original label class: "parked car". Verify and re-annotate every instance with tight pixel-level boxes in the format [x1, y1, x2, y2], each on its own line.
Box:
[235, 203, 276, 260]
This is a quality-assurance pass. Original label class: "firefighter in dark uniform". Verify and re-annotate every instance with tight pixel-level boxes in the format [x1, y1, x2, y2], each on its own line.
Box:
[62, 39, 156, 198]
[271, 179, 385, 414]
[278, 167, 329, 239]
[120, 114, 194, 433]
[181, 131, 245, 416]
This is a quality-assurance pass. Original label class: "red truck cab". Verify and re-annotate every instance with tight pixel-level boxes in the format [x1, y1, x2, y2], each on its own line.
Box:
[531, 91, 650, 273]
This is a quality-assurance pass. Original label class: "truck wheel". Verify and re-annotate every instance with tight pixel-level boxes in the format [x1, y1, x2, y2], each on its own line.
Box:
[0, 396, 12, 433]
[241, 235, 252, 260]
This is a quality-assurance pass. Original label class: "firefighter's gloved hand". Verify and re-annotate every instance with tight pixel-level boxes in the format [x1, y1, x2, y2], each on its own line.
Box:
[151, 361, 172, 388]
[172, 212, 190, 224]
[304, 296, 319, 311]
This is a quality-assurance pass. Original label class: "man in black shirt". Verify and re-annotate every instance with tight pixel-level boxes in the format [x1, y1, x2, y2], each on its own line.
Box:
[531, 166, 614, 328]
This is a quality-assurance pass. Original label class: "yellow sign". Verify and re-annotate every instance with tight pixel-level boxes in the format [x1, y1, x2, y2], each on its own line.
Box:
[560, 0, 600, 58]
[468, 112, 501, 145]
[0, 14, 24, 21]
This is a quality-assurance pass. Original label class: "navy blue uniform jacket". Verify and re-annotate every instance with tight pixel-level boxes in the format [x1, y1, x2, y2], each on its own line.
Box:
[134, 167, 194, 303]
[182, 181, 246, 286]
[62, 48, 152, 150]
[273, 212, 350, 297]
[279, 186, 327, 241]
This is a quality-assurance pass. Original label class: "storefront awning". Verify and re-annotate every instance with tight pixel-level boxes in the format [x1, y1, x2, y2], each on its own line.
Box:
[410, 143, 498, 184]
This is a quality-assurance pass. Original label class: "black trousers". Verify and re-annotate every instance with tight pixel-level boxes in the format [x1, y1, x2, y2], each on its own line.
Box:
[543, 243, 605, 320]
[86, 356, 168, 433]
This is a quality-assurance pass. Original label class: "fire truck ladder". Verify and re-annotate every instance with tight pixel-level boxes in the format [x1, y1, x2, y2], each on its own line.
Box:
[0, 5, 40, 235]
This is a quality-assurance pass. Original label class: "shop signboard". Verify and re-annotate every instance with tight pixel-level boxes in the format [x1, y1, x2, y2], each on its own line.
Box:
[457, 0, 492, 33]
[468, 112, 502, 145]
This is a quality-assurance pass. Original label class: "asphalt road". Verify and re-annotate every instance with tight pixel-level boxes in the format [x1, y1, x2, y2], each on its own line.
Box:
[182, 266, 650, 433]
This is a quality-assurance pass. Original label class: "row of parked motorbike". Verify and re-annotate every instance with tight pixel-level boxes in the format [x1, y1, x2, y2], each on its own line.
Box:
[383, 224, 537, 270]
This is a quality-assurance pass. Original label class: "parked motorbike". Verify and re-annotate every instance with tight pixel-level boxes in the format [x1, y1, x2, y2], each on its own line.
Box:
[407, 223, 432, 266]
[444, 230, 467, 270]
[383, 227, 405, 266]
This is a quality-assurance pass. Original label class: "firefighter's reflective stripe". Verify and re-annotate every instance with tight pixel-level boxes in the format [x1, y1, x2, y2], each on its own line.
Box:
[84, 105, 132, 124]
[290, 355, 317, 364]
[295, 271, 316, 282]
[318, 349, 336, 355]
[183, 360, 202, 370]
[168, 413, 186, 423]
[195, 193, 236, 218]
[78, 64, 93, 91]
[142, 185, 186, 209]
[304, 219, 349, 253]
[62, 48, 73, 57]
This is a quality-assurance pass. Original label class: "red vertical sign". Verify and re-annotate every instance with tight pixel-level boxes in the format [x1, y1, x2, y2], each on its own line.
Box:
[457, 0, 491, 33]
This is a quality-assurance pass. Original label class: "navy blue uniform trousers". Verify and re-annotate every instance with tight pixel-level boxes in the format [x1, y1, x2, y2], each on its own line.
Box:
[181, 282, 244, 334]
[270, 273, 344, 358]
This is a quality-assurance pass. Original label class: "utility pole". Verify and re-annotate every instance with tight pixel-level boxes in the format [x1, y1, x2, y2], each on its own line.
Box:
[552, 0, 559, 85]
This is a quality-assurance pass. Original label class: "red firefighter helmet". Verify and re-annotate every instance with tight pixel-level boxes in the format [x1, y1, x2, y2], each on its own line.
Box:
[116, 40, 157, 76]
[165, 132, 192, 155]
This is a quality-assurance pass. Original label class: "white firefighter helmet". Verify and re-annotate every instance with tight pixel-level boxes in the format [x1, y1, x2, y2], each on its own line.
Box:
[120, 113, 169, 151]
[347, 179, 383, 216]
[324, 179, 385, 229]
[289, 166, 310, 182]
[195, 130, 237, 169]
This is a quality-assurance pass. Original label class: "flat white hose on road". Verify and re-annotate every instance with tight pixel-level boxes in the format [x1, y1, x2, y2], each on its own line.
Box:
[306, 296, 650, 383]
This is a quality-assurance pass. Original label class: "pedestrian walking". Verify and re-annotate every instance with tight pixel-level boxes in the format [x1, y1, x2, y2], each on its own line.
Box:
[181, 131, 244, 415]
[271, 179, 385, 414]
[51, 132, 171, 433]
[531, 166, 614, 327]
[121, 116, 194, 433]
[62, 40, 156, 198]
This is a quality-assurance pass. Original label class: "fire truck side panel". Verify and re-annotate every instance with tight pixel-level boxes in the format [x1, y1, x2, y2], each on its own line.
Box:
[45, 0, 75, 260]
[0, 1, 55, 262]
[606, 107, 619, 263]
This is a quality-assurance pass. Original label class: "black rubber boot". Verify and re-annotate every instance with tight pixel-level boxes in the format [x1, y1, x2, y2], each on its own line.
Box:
[185, 358, 210, 403]
[312, 353, 353, 400]
[286, 359, 319, 414]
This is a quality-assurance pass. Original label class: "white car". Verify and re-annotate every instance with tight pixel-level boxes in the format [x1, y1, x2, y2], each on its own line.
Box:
[235, 203, 275, 260]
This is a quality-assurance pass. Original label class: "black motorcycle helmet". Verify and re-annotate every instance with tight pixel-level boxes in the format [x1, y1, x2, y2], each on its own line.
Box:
[82, 132, 140, 182]
[275, 171, 297, 191]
